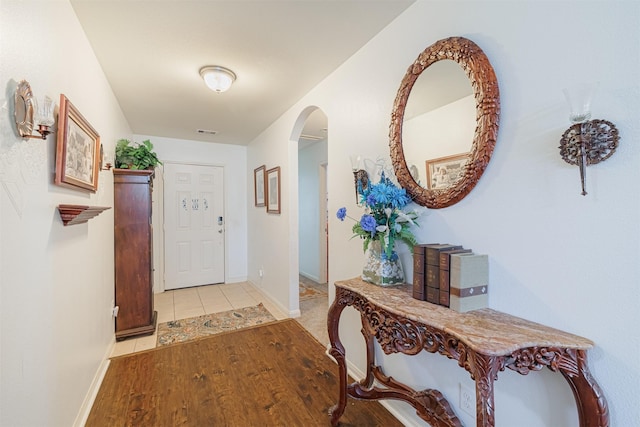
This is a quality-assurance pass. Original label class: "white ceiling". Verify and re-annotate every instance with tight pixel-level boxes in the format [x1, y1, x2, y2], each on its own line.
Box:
[70, 1, 414, 146]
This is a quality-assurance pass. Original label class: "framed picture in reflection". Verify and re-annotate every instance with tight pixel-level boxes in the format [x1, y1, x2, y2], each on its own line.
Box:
[426, 153, 469, 190]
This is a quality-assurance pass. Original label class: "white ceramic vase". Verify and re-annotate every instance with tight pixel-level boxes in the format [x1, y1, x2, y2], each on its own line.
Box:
[361, 240, 404, 286]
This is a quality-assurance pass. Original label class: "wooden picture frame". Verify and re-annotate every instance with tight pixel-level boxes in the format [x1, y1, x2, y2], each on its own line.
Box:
[425, 153, 469, 190]
[55, 94, 100, 192]
[266, 166, 281, 214]
[254, 165, 266, 207]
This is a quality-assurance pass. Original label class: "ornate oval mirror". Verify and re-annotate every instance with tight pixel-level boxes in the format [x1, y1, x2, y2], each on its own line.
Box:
[390, 37, 500, 208]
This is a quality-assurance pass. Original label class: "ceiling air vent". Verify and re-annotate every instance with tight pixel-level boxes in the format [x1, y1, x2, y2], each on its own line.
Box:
[197, 129, 217, 135]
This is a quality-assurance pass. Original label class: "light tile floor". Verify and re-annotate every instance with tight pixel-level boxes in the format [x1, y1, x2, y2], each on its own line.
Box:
[111, 281, 289, 357]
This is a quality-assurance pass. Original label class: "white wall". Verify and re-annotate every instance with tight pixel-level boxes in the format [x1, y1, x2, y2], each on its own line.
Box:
[247, 1, 640, 426]
[298, 139, 328, 282]
[247, 105, 325, 317]
[135, 134, 248, 288]
[0, 1, 132, 425]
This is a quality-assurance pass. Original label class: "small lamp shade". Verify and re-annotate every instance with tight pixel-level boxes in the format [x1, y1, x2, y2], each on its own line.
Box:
[200, 66, 236, 93]
[563, 82, 597, 124]
[34, 95, 55, 127]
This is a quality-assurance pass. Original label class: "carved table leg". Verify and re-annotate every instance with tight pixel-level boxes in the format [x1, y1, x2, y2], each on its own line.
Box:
[327, 287, 349, 426]
[359, 312, 376, 388]
[507, 347, 609, 427]
[462, 351, 503, 427]
[556, 349, 609, 427]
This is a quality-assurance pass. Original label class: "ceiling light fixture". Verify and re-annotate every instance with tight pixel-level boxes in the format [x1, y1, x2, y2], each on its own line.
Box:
[199, 66, 236, 93]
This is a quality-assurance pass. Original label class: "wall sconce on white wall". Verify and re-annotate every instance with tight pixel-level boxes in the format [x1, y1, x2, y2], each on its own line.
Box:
[100, 144, 113, 171]
[14, 80, 55, 139]
[350, 155, 369, 204]
[559, 83, 619, 195]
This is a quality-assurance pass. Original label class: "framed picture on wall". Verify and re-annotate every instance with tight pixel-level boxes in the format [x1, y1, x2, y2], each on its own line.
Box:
[266, 166, 281, 214]
[254, 165, 266, 207]
[55, 94, 101, 192]
[425, 153, 469, 190]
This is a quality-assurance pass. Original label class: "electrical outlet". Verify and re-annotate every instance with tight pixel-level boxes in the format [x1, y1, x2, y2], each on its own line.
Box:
[459, 382, 475, 417]
[259, 268, 263, 278]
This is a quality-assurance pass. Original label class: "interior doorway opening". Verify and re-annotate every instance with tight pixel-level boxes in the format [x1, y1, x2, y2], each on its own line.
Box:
[290, 106, 330, 343]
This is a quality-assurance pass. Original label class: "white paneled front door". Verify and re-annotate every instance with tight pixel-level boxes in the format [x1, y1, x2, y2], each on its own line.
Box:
[164, 163, 225, 290]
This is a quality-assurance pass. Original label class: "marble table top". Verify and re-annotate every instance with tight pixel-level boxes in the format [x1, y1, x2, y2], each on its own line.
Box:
[335, 278, 594, 356]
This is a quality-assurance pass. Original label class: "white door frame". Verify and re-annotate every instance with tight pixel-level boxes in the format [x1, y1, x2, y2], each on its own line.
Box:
[318, 162, 328, 284]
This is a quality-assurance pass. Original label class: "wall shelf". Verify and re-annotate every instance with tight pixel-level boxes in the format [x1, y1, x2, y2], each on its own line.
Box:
[57, 204, 111, 226]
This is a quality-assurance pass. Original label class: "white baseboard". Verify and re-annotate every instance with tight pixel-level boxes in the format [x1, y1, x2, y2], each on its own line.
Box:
[299, 271, 321, 283]
[378, 400, 423, 427]
[248, 280, 299, 318]
[343, 355, 423, 427]
[73, 338, 115, 427]
[289, 308, 302, 318]
[225, 275, 247, 284]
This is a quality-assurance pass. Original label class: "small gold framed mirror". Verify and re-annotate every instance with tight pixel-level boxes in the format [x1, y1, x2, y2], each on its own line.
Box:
[15, 80, 35, 138]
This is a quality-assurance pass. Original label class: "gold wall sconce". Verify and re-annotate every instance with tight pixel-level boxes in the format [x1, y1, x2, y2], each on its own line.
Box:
[559, 83, 619, 195]
[99, 144, 113, 171]
[14, 80, 55, 140]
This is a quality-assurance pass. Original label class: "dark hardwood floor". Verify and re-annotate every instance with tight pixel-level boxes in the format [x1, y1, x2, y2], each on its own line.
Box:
[87, 319, 403, 426]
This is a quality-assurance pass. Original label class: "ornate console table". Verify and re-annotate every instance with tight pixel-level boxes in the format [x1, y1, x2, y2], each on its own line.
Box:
[327, 278, 608, 427]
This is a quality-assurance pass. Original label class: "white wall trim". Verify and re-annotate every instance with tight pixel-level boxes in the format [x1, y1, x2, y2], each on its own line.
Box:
[342, 355, 423, 427]
[299, 271, 321, 284]
[249, 279, 301, 318]
[73, 339, 115, 427]
[318, 161, 328, 284]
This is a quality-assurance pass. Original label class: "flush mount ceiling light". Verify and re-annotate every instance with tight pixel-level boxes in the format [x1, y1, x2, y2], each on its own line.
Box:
[199, 66, 236, 93]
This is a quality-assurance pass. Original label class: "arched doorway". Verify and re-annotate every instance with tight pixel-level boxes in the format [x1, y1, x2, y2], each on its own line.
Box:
[289, 106, 329, 344]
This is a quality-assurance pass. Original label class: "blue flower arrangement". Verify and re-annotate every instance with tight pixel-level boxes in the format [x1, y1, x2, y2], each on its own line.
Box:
[337, 172, 419, 259]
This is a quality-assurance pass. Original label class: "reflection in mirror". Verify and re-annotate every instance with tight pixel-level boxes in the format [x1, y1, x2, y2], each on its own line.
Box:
[389, 37, 500, 209]
[402, 60, 474, 189]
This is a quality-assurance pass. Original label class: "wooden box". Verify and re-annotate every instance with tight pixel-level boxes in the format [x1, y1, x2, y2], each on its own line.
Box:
[425, 244, 462, 266]
[439, 290, 450, 307]
[439, 248, 473, 270]
[426, 286, 440, 305]
[438, 249, 472, 307]
[412, 245, 426, 300]
[426, 264, 440, 288]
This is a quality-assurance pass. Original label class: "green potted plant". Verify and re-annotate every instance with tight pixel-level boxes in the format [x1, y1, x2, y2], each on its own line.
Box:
[115, 138, 162, 170]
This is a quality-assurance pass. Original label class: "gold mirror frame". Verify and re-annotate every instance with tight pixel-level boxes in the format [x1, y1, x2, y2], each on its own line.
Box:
[15, 80, 35, 138]
[390, 37, 500, 208]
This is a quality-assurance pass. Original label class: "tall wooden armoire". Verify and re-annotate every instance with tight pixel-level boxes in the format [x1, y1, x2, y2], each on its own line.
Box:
[113, 168, 157, 340]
